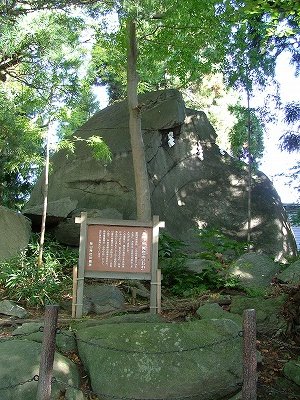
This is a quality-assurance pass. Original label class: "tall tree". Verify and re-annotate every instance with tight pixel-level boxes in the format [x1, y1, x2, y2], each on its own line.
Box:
[0, 6, 98, 209]
[127, 19, 151, 221]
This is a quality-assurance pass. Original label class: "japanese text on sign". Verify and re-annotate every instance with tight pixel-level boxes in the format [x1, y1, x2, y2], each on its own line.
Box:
[86, 225, 152, 273]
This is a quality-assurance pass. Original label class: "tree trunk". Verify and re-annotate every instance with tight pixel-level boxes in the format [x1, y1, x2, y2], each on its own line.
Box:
[37, 126, 50, 267]
[126, 18, 151, 222]
[246, 88, 252, 251]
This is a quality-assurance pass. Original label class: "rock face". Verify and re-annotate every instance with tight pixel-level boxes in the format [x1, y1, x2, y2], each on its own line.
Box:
[76, 318, 242, 400]
[24, 89, 297, 259]
[0, 206, 31, 262]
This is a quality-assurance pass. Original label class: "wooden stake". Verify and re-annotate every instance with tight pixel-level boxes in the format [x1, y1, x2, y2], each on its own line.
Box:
[242, 309, 257, 400]
[37, 305, 59, 400]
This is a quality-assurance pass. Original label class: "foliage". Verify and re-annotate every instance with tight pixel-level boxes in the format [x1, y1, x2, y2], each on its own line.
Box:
[91, 1, 238, 99]
[161, 258, 240, 297]
[0, 234, 78, 307]
[90, 0, 298, 100]
[0, 7, 100, 208]
[159, 231, 242, 297]
[58, 134, 112, 164]
[0, 90, 44, 209]
[279, 101, 300, 197]
[242, 0, 300, 73]
[198, 228, 247, 261]
[182, 73, 242, 152]
[280, 101, 300, 153]
[228, 104, 264, 165]
[158, 232, 187, 259]
[56, 81, 100, 139]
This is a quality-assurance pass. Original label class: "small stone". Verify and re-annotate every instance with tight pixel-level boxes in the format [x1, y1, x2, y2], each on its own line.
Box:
[0, 300, 28, 318]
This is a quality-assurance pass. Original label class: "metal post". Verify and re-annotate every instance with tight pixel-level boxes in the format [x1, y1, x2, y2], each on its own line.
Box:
[37, 305, 59, 400]
[242, 309, 257, 400]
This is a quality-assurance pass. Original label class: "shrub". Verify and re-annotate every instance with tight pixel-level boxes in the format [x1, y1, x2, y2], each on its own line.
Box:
[0, 234, 78, 307]
[159, 230, 242, 297]
[198, 227, 247, 262]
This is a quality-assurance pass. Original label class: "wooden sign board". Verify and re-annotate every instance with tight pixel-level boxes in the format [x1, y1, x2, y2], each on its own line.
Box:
[86, 225, 152, 275]
[73, 213, 164, 318]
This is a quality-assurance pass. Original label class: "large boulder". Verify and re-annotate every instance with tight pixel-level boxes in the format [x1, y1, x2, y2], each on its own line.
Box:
[228, 253, 281, 289]
[0, 339, 80, 399]
[230, 295, 287, 334]
[12, 322, 77, 354]
[24, 90, 297, 259]
[0, 206, 31, 262]
[76, 318, 242, 400]
[277, 260, 300, 285]
[82, 284, 125, 315]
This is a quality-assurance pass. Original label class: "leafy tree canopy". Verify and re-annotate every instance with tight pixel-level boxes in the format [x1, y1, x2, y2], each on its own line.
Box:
[0, 5, 99, 209]
[90, 0, 299, 96]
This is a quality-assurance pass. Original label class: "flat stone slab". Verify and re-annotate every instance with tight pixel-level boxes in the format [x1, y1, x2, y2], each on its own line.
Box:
[76, 319, 243, 400]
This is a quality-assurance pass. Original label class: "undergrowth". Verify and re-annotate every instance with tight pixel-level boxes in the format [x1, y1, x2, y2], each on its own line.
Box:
[159, 230, 244, 297]
[0, 234, 78, 307]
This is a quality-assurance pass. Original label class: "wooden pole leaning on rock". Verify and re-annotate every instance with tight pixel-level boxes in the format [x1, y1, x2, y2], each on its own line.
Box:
[37, 305, 59, 400]
[242, 309, 257, 400]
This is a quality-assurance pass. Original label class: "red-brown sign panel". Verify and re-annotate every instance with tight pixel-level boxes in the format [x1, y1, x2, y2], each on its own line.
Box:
[85, 225, 152, 273]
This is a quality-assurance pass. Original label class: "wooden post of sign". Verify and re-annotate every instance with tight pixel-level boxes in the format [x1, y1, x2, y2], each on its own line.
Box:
[75, 212, 88, 318]
[242, 309, 257, 400]
[150, 216, 164, 314]
[71, 265, 78, 318]
[156, 269, 162, 314]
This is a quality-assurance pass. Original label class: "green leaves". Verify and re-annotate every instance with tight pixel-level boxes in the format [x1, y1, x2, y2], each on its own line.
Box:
[0, 6, 98, 208]
[87, 135, 112, 162]
[228, 104, 264, 165]
[0, 234, 78, 307]
[0, 90, 44, 209]
[57, 135, 112, 164]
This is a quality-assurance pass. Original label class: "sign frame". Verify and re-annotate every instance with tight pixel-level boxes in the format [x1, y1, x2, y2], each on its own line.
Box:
[73, 212, 164, 318]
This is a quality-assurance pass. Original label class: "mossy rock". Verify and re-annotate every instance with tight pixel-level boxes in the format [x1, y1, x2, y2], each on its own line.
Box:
[230, 295, 286, 334]
[76, 319, 242, 400]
